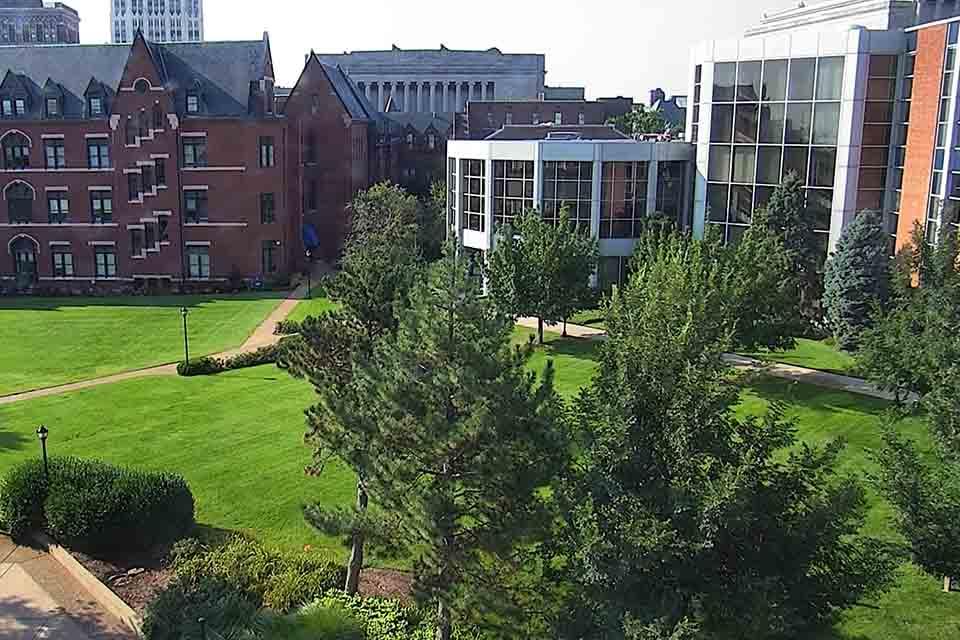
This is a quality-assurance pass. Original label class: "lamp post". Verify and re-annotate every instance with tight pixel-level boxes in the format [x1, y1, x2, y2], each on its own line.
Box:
[305, 249, 312, 300]
[180, 306, 190, 365]
[198, 617, 207, 640]
[36, 425, 49, 482]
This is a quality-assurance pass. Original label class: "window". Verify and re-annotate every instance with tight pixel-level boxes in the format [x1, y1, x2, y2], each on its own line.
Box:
[142, 165, 154, 193]
[543, 161, 593, 230]
[460, 159, 486, 232]
[88, 96, 104, 117]
[6, 182, 32, 223]
[14, 98, 24, 116]
[152, 104, 164, 130]
[128, 173, 141, 201]
[155, 158, 166, 186]
[184, 189, 208, 222]
[91, 190, 112, 222]
[428, 134, 436, 150]
[601, 161, 648, 238]
[3, 132, 30, 169]
[45, 97, 60, 118]
[406, 133, 414, 149]
[87, 140, 110, 168]
[260, 192, 275, 223]
[532, 112, 540, 125]
[505, 112, 513, 125]
[131, 228, 145, 256]
[183, 138, 207, 167]
[259, 136, 275, 167]
[125, 118, 138, 145]
[52, 250, 73, 277]
[94, 247, 117, 278]
[47, 193, 69, 223]
[656, 162, 686, 222]
[44, 140, 65, 169]
[578, 112, 585, 125]
[492, 160, 534, 228]
[187, 246, 210, 278]
[554, 112, 562, 125]
[261, 241, 279, 274]
[1, 99, 11, 117]
[186, 92, 200, 113]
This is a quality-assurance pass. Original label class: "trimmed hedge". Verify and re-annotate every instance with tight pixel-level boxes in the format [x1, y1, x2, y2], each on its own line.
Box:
[177, 343, 282, 377]
[0, 456, 194, 554]
[274, 320, 303, 336]
[173, 536, 346, 613]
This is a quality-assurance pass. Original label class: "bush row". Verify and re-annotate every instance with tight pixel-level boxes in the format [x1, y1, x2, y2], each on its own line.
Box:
[177, 343, 282, 377]
[273, 319, 303, 336]
[0, 457, 194, 554]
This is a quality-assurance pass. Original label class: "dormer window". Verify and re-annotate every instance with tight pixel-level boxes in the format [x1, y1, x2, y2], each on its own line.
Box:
[406, 133, 414, 149]
[14, 99, 24, 116]
[1, 99, 11, 117]
[88, 96, 103, 117]
[428, 134, 436, 150]
[45, 97, 60, 119]
[186, 91, 199, 114]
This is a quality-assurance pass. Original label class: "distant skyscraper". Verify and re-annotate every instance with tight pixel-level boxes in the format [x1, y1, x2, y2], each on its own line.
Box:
[0, 1, 80, 45]
[110, 0, 203, 44]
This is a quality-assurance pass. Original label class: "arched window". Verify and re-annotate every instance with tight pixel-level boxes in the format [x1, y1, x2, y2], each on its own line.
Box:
[125, 117, 137, 145]
[6, 181, 34, 223]
[134, 78, 150, 94]
[1, 132, 29, 169]
[152, 103, 164, 130]
[10, 235, 37, 283]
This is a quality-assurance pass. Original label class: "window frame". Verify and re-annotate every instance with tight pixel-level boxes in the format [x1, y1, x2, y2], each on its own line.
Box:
[90, 190, 113, 223]
[184, 189, 208, 223]
[260, 192, 275, 223]
[182, 138, 208, 167]
[44, 139, 65, 169]
[259, 136, 275, 168]
[94, 246, 117, 278]
[46, 192, 69, 223]
[52, 250, 74, 277]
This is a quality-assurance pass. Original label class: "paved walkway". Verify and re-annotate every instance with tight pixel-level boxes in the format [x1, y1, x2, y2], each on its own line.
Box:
[520, 317, 905, 402]
[0, 282, 309, 407]
[0, 536, 133, 640]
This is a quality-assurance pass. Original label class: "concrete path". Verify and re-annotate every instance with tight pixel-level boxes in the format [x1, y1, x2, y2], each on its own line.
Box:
[0, 283, 308, 406]
[0, 536, 133, 640]
[516, 316, 608, 339]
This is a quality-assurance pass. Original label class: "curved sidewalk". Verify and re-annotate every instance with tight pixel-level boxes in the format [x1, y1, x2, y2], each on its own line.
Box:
[0, 283, 308, 407]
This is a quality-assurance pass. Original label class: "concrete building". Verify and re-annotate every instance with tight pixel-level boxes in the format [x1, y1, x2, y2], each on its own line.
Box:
[111, 0, 203, 44]
[688, 0, 960, 258]
[317, 45, 546, 113]
[447, 130, 695, 287]
[0, 0, 79, 45]
[0, 34, 374, 294]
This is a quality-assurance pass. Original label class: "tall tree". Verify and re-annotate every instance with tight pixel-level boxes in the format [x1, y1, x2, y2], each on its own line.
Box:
[417, 181, 448, 263]
[607, 106, 670, 136]
[752, 172, 822, 318]
[550, 230, 897, 639]
[823, 210, 890, 351]
[281, 182, 422, 594]
[487, 210, 598, 344]
[359, 250, 568, 640]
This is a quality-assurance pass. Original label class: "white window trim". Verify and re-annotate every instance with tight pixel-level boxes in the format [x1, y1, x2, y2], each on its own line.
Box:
[122, 168, 143, 174]
[44, 186, 69, 192]
[183, 221, 247, 227]
[149, 153, 170, 159]
[185, 240, 212, 246]
[48, 240, 71, 246]
[84, 133, 110, 139]
[0, 222, 118, 228]
[182, 185, 209, 190]
[126, 224, 146, 230]
[182, 166, 246, 172]
[180, 132, 207, 138]
[88, 240, 117, 246]
[88, 186, 112, 191]
[40, 134, 65, 140]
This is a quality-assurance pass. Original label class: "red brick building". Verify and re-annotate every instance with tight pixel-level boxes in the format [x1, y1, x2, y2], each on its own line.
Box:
[463, 97, 634, 140]
[0, 33, 373, 294]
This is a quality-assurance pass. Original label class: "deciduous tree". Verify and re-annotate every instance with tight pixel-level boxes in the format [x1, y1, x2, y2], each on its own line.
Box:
[607, 106, 671, 136]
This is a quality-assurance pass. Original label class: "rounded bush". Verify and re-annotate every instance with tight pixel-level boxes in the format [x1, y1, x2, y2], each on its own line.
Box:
[177, 357, 224, 377]
[0, 458, 48, 538]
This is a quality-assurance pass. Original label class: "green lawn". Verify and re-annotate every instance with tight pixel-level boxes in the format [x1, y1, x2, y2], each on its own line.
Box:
[569, 308, 607, 330]
[0, 294, 285, 396]
[745, 338, 859, 376]
[286, 295, 339, 324]
[512, 327, 601, 398]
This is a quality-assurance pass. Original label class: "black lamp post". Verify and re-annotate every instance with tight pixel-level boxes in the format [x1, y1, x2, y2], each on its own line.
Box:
[36, 425, 49, 482]
[198, 617, 207, 640]
[180, 306, 190, 365]
[305, 249, 312, 299]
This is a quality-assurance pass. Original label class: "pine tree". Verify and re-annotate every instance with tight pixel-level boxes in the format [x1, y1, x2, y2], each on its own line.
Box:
[360, 249, 568, 640]
[823, 210, 890, 351]
[550, 230, 898, 639]
[486, 209, 598, 343]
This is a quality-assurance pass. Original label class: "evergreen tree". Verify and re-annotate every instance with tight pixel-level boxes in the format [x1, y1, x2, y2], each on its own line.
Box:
[550, 231, 897, 639]
[417, 181, 448, 262]
[753, 172, 822, 317]
[281, 182, 422, 594]
[486, 209, 598, 343]
[360, 249, 568, 640]
[823, 210, 890, 351]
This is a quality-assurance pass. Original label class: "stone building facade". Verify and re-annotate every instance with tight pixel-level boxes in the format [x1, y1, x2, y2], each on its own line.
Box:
[0, 0, 79, 45]
[0, 34, 372, 294]
[317, 45, 546, 113]
[110, 0, 203, 44]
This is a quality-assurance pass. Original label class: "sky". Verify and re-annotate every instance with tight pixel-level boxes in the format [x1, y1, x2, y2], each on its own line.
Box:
[70, 0, 802, 99]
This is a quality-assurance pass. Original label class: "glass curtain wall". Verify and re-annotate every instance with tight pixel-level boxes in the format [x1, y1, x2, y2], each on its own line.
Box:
[460, 159, 486, 232]
[493, 160, 534, 228]
[707, 56, 843, 251]
[542, 161, 593, 230]
[929, 23, 960, 241]
[600, 161, 648, 238]
[890, 34, 916, 253]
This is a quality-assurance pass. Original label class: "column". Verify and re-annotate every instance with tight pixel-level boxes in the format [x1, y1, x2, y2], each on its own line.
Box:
[442, 82, 449, 112]
[481, 81, 487, 101]
[404, 82, 412, 112]
[455, 82, 462, 112]
[416, 82, 423, 112]
[377, 82, 384, 112]
[487, 81, 495, 101]
[389, 82, 397, 109]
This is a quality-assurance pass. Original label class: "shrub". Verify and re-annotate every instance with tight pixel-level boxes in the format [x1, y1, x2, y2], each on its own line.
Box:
[274, 320, 303, 336]
[174, 537, 345, 614]
[301, 591, 467, 640]
[265, 602, 364, 640]
[0, 456, 194, 553]
[222, 344, 280, 371]
[177, 356, 224, 377]
[142, 574, 264, 640]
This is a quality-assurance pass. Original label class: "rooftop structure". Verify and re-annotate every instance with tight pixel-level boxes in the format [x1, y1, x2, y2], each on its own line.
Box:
[0, 0, 79, 45]
[111, 0, 204, 44]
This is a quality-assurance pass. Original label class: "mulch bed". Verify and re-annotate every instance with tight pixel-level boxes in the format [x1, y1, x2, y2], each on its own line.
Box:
[359, 568, 414, 601]
[72, 546, 174, 615]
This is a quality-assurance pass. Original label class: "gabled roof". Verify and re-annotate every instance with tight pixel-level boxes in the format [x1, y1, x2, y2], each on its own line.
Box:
[0, 37, 272, 118]
[282, 53, 375, 122]
[384, 112, 452, 136]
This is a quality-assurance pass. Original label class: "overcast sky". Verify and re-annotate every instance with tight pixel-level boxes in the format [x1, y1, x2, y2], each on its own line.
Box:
[71, 0, 802, 99]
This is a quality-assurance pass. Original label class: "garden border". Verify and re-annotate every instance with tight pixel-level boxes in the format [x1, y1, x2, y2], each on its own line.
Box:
[33, 532, 144, 638]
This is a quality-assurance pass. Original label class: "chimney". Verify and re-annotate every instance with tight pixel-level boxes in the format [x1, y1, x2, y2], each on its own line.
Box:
[649, 87, 666, 106]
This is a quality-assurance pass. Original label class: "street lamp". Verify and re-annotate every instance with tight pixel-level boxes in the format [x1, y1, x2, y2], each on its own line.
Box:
[180, 307, 190, 365]
[305, 249, 312, 300]
[198, 617, 207, 640]
[36, 425, 49, 482]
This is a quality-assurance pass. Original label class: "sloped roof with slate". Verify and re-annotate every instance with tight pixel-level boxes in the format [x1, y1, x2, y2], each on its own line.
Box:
[0, 37, 271, 118]
[320, 61, 373, 121]
[384, 112, 452, 136]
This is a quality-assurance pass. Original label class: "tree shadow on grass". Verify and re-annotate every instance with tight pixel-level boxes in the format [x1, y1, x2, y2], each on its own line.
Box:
[0, 291, 290, 311]
[0, 429, 29, 453]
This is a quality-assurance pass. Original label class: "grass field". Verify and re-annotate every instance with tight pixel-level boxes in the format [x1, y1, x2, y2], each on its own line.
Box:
[286, 294, 339, 324]
[0, 326, 955, 638]
[0, 294, 285, 396]
[745, 338, 859, 376]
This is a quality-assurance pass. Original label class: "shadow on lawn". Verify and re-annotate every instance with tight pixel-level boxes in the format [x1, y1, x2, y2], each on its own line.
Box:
[0, 291, 290, 311]
[0, 429, 29, 452]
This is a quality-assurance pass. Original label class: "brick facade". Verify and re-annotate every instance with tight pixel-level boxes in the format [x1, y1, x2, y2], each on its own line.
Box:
[0, 34, 372, 294]
[465, 97, 633, 140]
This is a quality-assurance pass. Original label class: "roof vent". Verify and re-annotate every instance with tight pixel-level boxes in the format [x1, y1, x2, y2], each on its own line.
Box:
[545, 131, 582, 141]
